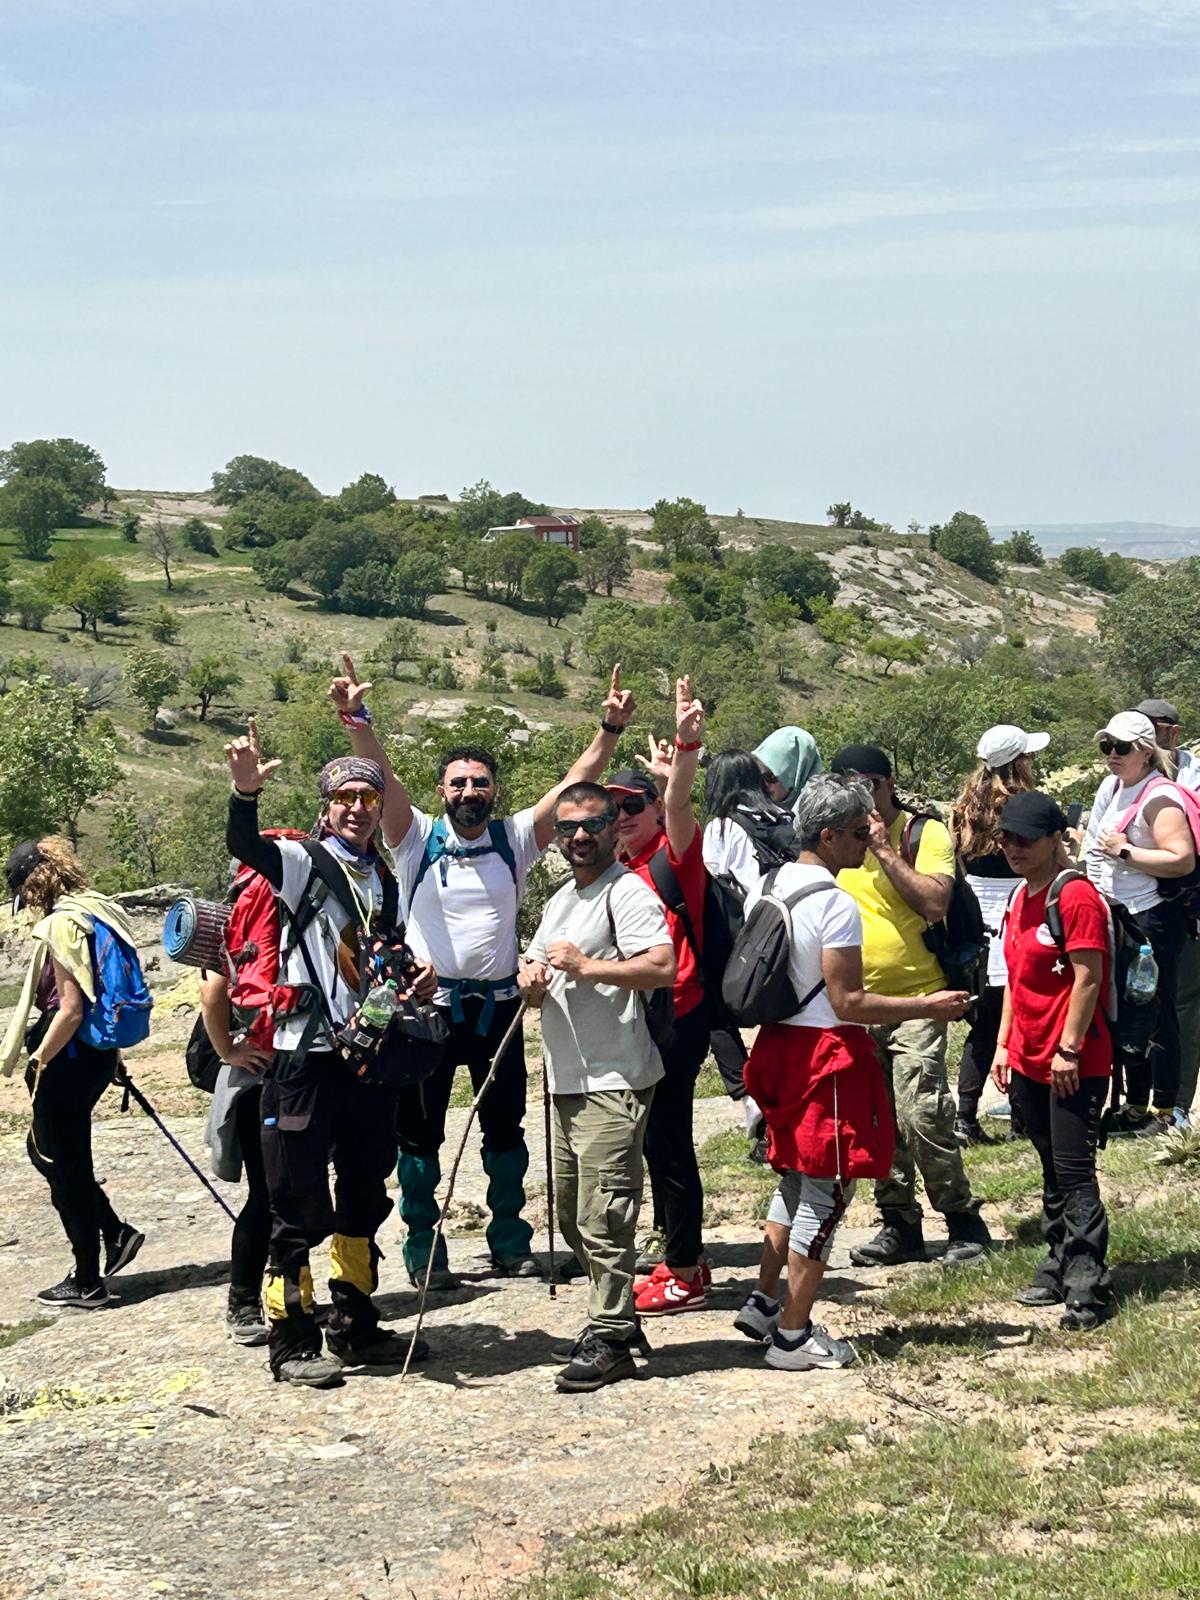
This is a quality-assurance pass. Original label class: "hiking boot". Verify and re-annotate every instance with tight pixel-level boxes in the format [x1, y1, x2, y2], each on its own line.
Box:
[1104, 1104, 1155, 1140]
[550, 1324, 650, 1362]
[1060, 1303, 1103, 1332]
[849, 1213, 925, 1268]
[274, 1352, 345, 1388]
[326, 1326, 429, 1367]
[492, 1253, 542, 1279]
[764, 1323, 857, 1371]
[406, 1265, 461, 1291]
[36, 1274, 111, 1310]
[733, 1291, 781, 1343]
[635, 1266, 706, 1317]
[226, 1291, 269, 1347]
[103, 1224, 145, 1278]
[954, 1116, 994, 1148]
[1133, 1112, 1172, 1140]
[554, 1330, 638, 1392]
[634, 1231, 665, 1274]
[943, 1211, 992, 1264]
[1015, 1283, 1063, 1307]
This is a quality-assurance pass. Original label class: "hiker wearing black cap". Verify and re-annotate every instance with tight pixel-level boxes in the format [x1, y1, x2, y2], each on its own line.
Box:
[1082, 712, 1196, 1138]
[329, 655, 635, 1287]
[1, 838, 145, 1309]
[829, 745, 991, 1268]
[225, 721, 438, 1388]
[992, 791, 1113, 1329]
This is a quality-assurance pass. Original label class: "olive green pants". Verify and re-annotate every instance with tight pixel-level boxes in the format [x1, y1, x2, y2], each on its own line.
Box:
[870, 1017, 980, 1226]
[552, 1086, 654, 1342]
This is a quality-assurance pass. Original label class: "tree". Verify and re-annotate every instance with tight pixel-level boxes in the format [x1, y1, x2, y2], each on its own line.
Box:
[0, 679, 120, 848]
[827, 502, 853, 528]
[180, 516, 219, 555]
[125, 648, 181, 727]
[477, 644, 508, 690]
[0, 438, 106, 515]
[148, 516, 177, 590]
[369, 619, 420, 678]
[45, 553, 131, 638]
[752, 546, 838, 619]
[0, 477, 74, 558]
[759, 594, 801, 681]
[650, 497, 719, 564]
[579, 520, 632, 596]
[390, 551, 444, 618]
[998, 529, 1044, 566]
[222, 492, 322, 548]
[456, 480, 547, 538]
[210, 454, 320, 505]
[524, 545, 585, 626]
[1097, 560, 1200, 694]
[928, 511, 999, 584]
[119, 507, 141, 543]
[847, 508, 885, 532]
[336, 559, 395, 617]
[492, 530, 538, 602]
[1059, 546, 1137, 594]
[0, 560, 10, 623]
[813, 601, 872, 649]
[668, 562, 748, 624]
[147, 604, 181, 644]
[252, 546, 297, 595]
[513, 652, 566, 698]
[336, 472, 396, 516]
[10, 583, 52, 631]
[187, 655, 242, 720]
[865, 631, 929, 676]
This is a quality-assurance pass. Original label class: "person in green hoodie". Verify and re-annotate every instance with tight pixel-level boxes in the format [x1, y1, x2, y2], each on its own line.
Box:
[1, 838, 145, 1309]
[753, 727, 823, 821]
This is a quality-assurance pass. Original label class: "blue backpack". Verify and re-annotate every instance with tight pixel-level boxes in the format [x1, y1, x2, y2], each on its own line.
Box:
[409, 818, 519, 899]
[77, 920, 153, 1051]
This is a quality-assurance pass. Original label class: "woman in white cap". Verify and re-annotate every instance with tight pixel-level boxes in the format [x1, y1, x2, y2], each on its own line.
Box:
[949, 725, 1049, 1143]
[1083, 711, 1195, 1137]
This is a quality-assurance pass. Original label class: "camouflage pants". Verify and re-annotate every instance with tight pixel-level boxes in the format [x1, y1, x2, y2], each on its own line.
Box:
[869, 1017, 980, 1226]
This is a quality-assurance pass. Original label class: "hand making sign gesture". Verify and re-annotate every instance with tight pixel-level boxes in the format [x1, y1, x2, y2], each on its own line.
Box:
[225, 717, 283, 794]
[600, 662, 636, 732]
[329, 652, 372, 720]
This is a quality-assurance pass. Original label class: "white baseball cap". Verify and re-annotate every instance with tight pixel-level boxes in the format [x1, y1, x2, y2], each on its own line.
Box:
[976, 725, 1050, 770]
[1095, 711, 1156, 746]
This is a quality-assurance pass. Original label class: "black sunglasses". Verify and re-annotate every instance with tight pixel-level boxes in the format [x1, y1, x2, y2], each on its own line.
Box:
[554, 816, 611, 837]
[1098, 738, 1134, 757]
[837, 825, 872, 841]
[615, 794, 651, 816]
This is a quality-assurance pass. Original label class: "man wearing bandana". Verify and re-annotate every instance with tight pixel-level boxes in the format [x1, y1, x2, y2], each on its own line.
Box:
[329, 653, 635, 1285]
[225, 720, 436, 1388]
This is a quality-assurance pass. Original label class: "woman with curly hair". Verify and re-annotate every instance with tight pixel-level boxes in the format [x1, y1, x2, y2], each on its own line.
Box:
[0, 837, 145, 1309]
[950, 726, 1048, 1143]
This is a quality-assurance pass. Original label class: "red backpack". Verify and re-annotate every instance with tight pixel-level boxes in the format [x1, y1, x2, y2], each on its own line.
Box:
[225, 828, 311, 1050]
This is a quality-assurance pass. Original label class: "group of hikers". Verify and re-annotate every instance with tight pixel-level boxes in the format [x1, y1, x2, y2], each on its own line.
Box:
[5, 656, 1200, 1391]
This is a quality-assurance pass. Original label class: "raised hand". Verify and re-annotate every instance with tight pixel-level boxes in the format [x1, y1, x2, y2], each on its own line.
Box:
[634, 733, 674, 790]
[225, 717, 283, 794]
[329, 651, 373, 716]
[601, 662, 635, 730]
[675, 674, 704, 745]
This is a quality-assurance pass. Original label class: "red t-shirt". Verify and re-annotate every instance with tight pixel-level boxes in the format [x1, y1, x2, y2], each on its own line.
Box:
[1003, 877, 1113, 1085]
[626, 826, 707, 1018]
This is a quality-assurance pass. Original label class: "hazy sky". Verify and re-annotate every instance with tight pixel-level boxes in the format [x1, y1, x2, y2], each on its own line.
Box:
[2, 1, 1197, 526]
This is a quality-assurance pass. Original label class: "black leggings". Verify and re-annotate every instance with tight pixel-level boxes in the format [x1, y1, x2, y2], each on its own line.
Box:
[1118, 898, 1186, 1111]
[643, 1004, 710, 1270]
[25, 1044, 123, 1286]
[230, 1084, 271, 1295]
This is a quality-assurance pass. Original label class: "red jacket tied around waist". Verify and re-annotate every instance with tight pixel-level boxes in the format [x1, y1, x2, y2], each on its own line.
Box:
[744, 1024, 894, 1180]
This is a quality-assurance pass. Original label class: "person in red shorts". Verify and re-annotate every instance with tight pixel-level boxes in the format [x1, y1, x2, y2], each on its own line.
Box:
[608, 675, 711, 1316]
[991, 790, 1114, 1330]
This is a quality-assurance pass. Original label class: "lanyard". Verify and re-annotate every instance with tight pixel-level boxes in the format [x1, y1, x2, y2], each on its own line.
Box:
[336, 859, 378, 936]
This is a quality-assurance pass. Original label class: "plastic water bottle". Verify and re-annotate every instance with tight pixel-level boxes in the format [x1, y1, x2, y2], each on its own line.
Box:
[1125, 943, 1159, 1005]
[359, 980, 400, 1028]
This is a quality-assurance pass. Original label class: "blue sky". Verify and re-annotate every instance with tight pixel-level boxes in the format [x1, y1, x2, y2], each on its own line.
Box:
[1, 0, 1197, 526]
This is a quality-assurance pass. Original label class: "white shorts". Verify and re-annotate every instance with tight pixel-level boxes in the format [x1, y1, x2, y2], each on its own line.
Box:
[767, 1173, 857, 1262]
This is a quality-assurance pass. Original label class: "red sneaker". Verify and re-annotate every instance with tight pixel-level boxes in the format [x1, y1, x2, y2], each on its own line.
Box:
[634, 1257, 713, 1293]
[635, 1267, 707, 1317]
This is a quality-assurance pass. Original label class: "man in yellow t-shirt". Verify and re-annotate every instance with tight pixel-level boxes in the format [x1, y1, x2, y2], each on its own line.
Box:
[831, 745, 990, 1268]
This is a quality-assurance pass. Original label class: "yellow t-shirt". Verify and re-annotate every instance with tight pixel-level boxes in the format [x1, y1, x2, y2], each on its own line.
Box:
[837, 814, 956, 997]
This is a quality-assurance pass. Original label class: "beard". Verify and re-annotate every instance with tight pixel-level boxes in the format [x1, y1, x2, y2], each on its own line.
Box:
[447, 793, 495, 829]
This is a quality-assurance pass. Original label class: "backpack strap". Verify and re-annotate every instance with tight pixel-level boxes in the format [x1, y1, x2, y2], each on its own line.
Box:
[762, 869, 840, 1015]
[410, 816, 520, 898]
[1045, 868, 1088, 953]
[647, 844, 702, 965]
[899, 813, 927, 868]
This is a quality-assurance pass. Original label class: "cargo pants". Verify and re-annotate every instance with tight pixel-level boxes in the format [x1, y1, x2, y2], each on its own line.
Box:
[869, 1017, 982, 1226]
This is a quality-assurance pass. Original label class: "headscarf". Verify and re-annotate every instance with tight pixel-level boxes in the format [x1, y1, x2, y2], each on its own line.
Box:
[752, 726, 823, 815]
[319, 756, 385, 799]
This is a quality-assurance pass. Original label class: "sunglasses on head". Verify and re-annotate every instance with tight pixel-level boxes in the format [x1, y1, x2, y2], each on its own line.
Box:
[554, 815, 611, 837]
[1098, 738, 1134, 757]
[329, 786, 382, 809]
[615, 794, 651, 816]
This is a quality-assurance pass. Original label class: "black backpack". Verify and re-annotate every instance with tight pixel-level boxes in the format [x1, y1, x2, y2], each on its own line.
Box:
[720, 869, 840, 1027]
[899, 813, 987, 994]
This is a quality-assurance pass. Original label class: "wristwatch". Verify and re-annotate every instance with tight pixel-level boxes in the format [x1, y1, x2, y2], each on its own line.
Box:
[1119, 846, 1131, 861]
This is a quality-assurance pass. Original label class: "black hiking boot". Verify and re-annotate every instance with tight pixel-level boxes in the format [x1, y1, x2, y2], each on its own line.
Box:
[273, 1351, 344, 1388]
[943, 1210, 993, 1264]
[226, 1290, 269, 1348]
[1015, 1283, 1063, 1307]
[849, 1212, 926, 1268]
[554, 1330, 639, 1392]
[550, 1323, 651, 1363]
[954, 1115, 994, 1147]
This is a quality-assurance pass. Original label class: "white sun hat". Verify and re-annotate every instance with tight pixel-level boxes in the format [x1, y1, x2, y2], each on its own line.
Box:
[976, 725, 1051, 770]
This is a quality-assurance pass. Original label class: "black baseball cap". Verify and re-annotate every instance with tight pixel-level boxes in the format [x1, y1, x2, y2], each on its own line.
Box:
[830, 744, 893, 779]
[1136, 698, 1181, 725]
[999, 790, 1068, 841]
[605, 768, 660, 801]
[6, 840, 44, 914]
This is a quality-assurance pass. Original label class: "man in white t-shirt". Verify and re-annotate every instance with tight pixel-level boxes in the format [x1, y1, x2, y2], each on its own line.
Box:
[519, 782, 674, 1391]
[732, 776, 969, 1372]
[329, 655, 635, 1284]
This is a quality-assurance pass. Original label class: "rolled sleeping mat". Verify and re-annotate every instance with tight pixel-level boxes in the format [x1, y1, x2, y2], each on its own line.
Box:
[163, 895, 230, 970]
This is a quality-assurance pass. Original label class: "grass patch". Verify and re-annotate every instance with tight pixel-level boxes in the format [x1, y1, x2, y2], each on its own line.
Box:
[696, 1127, 778, 1225]
[0, 1319, 49, 1351]
[961, 1136, 1044, 1205]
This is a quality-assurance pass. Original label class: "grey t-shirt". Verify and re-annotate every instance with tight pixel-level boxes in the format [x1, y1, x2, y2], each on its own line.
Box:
[526, 860, 670, 1095]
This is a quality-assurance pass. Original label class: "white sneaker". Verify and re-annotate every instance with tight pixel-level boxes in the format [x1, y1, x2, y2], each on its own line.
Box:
[733, 1291, 780, 1343]
[743, 1095, 765, 1137]
[764, 1323, 857, 1371]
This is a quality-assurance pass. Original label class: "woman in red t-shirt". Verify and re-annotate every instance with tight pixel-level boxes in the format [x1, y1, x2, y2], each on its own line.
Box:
[991, 790, 1113, 1330]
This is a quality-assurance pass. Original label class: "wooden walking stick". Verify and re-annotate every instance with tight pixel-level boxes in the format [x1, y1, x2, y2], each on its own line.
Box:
[401, 998, 530, 1379]
[543, 1056, 557, 1299]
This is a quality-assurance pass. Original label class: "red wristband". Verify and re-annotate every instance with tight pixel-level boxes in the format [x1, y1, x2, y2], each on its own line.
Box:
[675, 737, 702, 752]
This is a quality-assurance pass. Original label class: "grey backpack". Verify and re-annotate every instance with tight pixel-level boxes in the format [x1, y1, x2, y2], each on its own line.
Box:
[720, 869, 840, 1027]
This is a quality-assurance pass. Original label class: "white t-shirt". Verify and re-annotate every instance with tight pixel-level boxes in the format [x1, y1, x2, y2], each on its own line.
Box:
[742, 861, 863, 1030]
[526, 861, 670, 1095]
[1085, 773, 1183, 913]
[702, 817, 763, 900]
[272, 839, 384, 1051]
[1176, 748, 1200, 793]
[386, 805, 544, 1006]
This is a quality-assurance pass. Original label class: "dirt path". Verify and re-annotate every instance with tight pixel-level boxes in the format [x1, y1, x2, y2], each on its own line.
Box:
[0, 1083, 1004, 1600]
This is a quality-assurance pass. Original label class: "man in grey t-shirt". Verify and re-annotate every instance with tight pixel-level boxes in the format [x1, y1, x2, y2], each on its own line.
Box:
[520, 782, 674, 1393]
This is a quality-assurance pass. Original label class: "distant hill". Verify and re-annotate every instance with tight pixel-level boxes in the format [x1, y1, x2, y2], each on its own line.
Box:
[990, 522, 1200, 559]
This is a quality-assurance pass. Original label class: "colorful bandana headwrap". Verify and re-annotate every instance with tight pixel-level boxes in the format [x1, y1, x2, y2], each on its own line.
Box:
[319, 756, 386, 800]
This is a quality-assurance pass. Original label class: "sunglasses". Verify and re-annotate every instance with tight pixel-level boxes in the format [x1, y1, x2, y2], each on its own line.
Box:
[1098, 738, 1134, 757]
[837, 825, 872, 841]
[329, 787, 382, 808]
[554, 816, 611, 837]
[995, 830, 1034, 847]
[615, 794, 651, 816]
[446, 776, 493, 791]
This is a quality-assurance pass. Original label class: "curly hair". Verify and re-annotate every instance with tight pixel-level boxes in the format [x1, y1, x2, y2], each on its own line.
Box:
[19, 837, 89, 917]
[951, 755, 1036, 859]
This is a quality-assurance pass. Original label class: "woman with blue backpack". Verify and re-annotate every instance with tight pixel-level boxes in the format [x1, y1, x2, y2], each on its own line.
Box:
[1, 838, 149, 1309]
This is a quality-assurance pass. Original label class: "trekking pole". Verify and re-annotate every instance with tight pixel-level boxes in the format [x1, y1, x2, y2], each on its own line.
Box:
[401, 998, 529, 1380]
[120, 1071, 238, 1223]
[542, 1056, 557, 1300]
